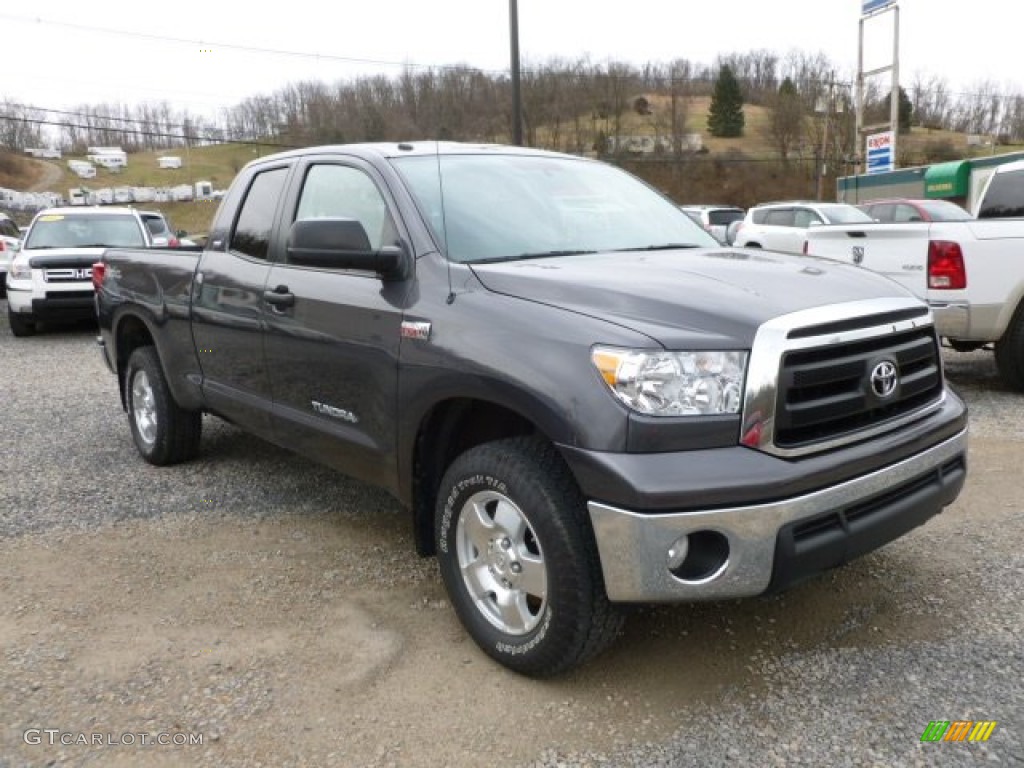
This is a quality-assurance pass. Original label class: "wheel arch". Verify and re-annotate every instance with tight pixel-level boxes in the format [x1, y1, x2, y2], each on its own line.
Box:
[112, 308, 204, 412]
[408, 396, 573, 557]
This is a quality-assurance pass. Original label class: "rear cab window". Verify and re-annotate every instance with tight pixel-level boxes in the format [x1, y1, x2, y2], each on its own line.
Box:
[230, 168, 290, 260]
[978, 170, 1024, 218]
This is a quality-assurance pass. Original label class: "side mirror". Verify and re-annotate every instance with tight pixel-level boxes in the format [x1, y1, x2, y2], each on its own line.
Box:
[287, 218, 410, 280]
[176, 229, 188, 238]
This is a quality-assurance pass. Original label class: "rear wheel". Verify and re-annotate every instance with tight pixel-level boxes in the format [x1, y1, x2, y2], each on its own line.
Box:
[8, 309, 35, 337]
[995, 304, 1024, 391]
[435, 436, 623, 677]
[125, 346, 202, 465]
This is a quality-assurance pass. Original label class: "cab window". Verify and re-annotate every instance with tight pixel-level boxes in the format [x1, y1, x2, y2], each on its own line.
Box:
[230, 167, 289, 260]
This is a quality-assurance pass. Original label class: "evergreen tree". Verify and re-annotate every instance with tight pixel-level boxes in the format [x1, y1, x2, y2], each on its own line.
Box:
[707, 65, 745, 138]
[875, 87, 914, 133]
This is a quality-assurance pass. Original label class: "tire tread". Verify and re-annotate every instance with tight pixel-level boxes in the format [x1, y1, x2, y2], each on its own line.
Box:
[438, 435, 623, 677]
[995, 301, 1024, 391]
[126, 346, 201, 465]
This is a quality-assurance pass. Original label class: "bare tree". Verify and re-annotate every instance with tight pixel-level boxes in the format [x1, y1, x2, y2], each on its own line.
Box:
[766, 77, 805, 164]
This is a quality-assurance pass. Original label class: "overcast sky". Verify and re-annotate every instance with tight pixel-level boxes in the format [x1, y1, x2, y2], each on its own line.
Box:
[2, 0, 1015, 121]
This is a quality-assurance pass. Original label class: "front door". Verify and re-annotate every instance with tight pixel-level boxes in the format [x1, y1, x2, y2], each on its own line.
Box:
[262, 158, 411, 490]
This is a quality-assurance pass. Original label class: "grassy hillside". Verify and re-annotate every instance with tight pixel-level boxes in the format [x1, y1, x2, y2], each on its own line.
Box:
[7, 94, 1024, 226]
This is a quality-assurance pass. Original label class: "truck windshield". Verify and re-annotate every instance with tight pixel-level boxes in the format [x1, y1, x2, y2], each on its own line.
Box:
[25, 213, 146, 249]
[391, 153, 717, 263]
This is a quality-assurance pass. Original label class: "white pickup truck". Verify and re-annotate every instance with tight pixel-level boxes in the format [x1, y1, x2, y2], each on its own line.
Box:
[805, 159, 1024, 390]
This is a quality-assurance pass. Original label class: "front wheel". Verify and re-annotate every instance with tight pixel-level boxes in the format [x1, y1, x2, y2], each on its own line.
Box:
[124, 346, 202, 465]
[435, 436, 623, 677]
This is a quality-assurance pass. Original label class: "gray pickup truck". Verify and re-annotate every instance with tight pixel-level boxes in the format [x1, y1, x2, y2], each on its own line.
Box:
[95, 142, 968, 676]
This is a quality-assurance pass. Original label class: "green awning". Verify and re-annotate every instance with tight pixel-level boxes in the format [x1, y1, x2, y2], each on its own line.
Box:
[924, 160, 971, 198]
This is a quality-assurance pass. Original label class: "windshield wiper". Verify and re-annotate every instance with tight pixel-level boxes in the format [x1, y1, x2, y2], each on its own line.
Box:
[471, 249, 597, 264]
[610, 243, 701, 252]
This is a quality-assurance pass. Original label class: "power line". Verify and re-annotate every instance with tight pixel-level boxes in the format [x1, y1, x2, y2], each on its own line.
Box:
[0, 12, 509, 75]
[0, 113, 293, 149]
[5, 11, 1020, 105]
[2, 101, 221, 133]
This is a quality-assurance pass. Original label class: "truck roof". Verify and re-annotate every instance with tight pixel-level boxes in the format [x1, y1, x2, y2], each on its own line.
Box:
[247, 141, 574, 166]
[35, 206, 139, 217]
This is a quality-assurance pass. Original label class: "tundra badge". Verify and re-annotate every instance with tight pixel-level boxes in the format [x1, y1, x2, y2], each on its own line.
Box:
[311, 400, 358, 423]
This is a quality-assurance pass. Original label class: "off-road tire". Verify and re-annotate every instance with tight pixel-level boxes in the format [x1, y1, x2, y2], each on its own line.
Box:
[435, 436, 623, 677]
[124, 346, 202, 465]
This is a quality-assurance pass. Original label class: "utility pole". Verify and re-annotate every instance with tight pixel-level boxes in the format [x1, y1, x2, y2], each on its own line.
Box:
[816, 73, 836, 201]
[509, 0, 523, 146]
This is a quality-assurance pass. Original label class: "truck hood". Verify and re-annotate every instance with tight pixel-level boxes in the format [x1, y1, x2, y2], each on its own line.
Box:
[22, 247, 108, 268]
[470, 248, 916, 347]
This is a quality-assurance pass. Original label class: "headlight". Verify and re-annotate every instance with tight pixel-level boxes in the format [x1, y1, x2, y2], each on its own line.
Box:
[8, 262, 32, 280]
[592, 347, 748, 416]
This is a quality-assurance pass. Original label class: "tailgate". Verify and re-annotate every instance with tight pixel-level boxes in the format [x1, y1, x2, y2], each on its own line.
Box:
[805, 223, 931, 298]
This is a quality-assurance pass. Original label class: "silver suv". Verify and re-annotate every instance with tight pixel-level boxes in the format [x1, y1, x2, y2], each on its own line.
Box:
[679, 205, 745, 244]
[732, 201, 873, 253]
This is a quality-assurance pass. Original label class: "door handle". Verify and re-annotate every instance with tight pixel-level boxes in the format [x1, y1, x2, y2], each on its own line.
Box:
[263, 285, 295, 308]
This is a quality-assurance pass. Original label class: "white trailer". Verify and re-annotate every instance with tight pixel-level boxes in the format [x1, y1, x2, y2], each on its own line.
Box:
[25, 147, 63, 159]
[68, 161, 97, 179]
[88, 153, 127, 169]
[158, 156, 182, 169]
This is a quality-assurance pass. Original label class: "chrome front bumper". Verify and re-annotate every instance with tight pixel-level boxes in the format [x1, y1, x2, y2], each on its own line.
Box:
[587, 428, 968, 602]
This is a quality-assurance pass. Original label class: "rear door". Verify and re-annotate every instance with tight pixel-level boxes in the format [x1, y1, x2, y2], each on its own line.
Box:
[762, 208, 797, 252]
[192, 164, 292, 436]
[262, 156, 411, 489]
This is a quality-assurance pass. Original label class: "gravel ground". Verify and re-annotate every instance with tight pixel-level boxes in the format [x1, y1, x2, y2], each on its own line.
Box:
[0, 311, 1021, 767]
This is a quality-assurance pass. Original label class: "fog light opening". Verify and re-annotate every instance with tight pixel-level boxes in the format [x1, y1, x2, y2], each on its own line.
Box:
[668, 530, 730, 582]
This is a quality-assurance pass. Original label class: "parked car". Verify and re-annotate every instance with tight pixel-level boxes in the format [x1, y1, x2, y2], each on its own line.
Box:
[6, 207, 149, 336]
[0, 213, 23, 297]
[139, 211, 184, 247]
[857, 198, 972, 223]
[732, 201, 874, 253]
[679, 205, 745, 243]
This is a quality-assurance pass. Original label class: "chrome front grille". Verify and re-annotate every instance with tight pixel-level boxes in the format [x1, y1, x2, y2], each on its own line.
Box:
[775, 327, 942, 448]
[44, 267, 92, 282]
[741, 298, 945, 458]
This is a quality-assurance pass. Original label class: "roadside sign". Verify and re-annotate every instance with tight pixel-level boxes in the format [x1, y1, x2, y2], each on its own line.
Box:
[862, 0, 895, 15]
[866, 131, 895, 175]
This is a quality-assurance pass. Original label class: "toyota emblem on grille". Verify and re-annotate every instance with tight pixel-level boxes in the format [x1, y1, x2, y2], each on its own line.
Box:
[852, 245, 865, 265]
[870, 360, 898, 399]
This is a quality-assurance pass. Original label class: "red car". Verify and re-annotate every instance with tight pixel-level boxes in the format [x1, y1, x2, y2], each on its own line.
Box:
[857, 198, 971, 223]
